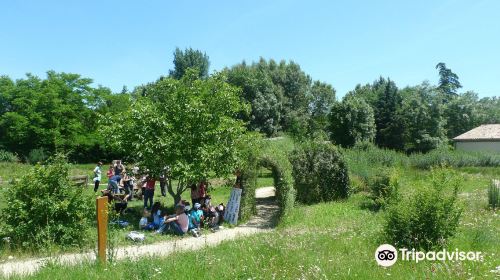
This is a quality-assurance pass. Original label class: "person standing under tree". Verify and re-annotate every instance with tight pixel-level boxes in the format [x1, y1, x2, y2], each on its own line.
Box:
[143, 175, 156, 210]
[159, 166, 167, 197]
[93, 162, 103, 192]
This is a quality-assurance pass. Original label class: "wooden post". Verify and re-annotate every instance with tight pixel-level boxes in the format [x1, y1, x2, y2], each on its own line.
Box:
[96, 196, 108, 264]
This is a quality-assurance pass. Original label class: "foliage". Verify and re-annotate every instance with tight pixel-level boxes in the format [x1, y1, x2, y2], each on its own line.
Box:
[290, 142, 349, 204]
[169, 47, 210, 80]
[0, 149, 18, 162]
[1, 154, 94, 250]
[488, 180, 499, 209]
[384, 168, 462, 250]
[226, 58, 333, 137]
[260, 147, 295, 221]
[436, 62, 462, 96]
[398, 83, 447, 153]
[328, 97, 375, 147]
[0, 72, 119, 162]
[26, 148, 49, 164]
[101, 69, 249, 204]
[366, 168, 400, 210]
[410, 147, 500, 169]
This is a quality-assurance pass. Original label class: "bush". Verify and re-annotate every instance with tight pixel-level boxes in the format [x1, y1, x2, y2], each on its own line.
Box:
[367, 168, 400, 210]
[0, 149, 18, 162]
[290, 142, 349, 204]
[489, 180, 500, 209]
[26, 148, 49, 164]
[384, 168, 462, 250]
[1, 154, 94, 250]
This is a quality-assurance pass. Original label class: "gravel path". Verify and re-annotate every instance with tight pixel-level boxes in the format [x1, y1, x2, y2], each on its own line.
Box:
[0, 187, 278, 278]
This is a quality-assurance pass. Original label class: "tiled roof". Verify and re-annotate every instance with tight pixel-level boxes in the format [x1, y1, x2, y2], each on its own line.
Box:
[453, 124, 500, 141]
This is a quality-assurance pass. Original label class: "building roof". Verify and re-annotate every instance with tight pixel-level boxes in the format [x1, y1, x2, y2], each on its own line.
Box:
[453, 124, 500, 142]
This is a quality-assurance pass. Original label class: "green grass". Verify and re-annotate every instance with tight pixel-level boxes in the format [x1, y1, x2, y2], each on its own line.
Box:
[0, 161, 233, 259]
[9, 164, 499, 279]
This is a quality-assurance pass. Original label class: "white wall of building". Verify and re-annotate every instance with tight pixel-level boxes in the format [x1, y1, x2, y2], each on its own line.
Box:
[455, 141, 500, 152]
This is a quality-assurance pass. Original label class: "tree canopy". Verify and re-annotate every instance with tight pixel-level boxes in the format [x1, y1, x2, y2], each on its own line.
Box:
[101, 69, 249, 204]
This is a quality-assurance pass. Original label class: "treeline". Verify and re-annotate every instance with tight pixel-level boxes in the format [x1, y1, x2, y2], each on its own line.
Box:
[0, 48, 499, 162]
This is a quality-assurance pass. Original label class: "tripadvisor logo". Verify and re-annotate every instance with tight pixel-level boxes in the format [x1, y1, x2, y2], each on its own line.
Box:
[375, 244, 483, 267]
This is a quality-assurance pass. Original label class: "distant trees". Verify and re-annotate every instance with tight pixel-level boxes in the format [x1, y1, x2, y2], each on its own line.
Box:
[169, 47, 210, 80]
[398, 83, 447, 153]
[0, 72, 122, 162]
[328, 97, 375, 147]
[226, 58, 335, 138]
[1, 54, 498, 163]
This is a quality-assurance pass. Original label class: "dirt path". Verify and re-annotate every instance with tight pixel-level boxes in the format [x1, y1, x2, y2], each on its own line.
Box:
[0, 187, 278, 278]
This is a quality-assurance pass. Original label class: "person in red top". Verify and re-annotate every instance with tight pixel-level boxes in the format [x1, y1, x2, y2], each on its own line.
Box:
[198, 180, 207, 202]
[106, 164, 114, 179]
[143, 175, 156, 210]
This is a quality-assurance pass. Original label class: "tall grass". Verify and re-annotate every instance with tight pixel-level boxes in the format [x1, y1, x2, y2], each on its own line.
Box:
[489, 180, 500, 209]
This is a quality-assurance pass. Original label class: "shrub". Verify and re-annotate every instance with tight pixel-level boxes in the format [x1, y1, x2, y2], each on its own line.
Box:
[384, 168, 462, 250]
[0, 149, 18, 162]
[489, 180, 500, 209]
[367, 169, 400, 210]
[290, 142, 349, 204]
[1, 154, 94, 250]
[26, 148, 49, 164]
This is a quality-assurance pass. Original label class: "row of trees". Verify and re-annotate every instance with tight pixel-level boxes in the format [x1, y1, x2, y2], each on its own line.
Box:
[331, 68, 500, 152]
[0, 48, 499, 162]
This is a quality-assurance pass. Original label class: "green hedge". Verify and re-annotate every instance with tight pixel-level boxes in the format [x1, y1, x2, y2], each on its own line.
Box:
[239, 139, 295, 224]
[260, 151, 295, 222]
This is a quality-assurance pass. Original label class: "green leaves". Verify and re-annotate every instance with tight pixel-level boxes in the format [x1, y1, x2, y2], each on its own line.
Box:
[101, 70, 248, 201]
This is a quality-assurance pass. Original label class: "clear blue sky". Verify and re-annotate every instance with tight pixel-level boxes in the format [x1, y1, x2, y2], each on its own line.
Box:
[1, 0, 499, 98]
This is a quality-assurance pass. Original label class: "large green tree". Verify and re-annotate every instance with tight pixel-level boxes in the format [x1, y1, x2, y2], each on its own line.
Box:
[399, 83, 447, 153]
[373, 77, 404, 150]
[169, 47, 210, 80]
[0, 72, 114, 162]
[102, 69, 249, 204]
[328, 97, 376, 147]
[436, 62, 462, 97]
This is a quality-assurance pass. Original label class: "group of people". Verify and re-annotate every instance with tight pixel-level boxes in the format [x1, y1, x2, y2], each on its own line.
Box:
[92, 161, 227, 237]
[140, 197, 225, 237]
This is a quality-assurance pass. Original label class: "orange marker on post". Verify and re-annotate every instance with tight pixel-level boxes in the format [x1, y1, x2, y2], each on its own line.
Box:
[96, 196, 108, 264]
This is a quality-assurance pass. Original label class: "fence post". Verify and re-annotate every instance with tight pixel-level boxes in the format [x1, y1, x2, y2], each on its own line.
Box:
[96, 196, 108, 264]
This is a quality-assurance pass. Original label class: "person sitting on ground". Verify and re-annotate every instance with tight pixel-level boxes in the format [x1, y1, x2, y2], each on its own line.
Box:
[148, 201, 164, 230]
[156, 204, 189, 235]
[216, 203, 225, 225]
[93, 161, 103, 192]
[185, 205, 201, 237]
[191, 203, 204, 230]
[139, 209, 150, 229]
[206, 206, 220, 231]
[101, 189, 131, 214]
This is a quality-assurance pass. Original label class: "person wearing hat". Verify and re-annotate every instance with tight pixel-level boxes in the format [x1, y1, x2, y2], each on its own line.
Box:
[93, 162, 103, 192]
[156, 204, 188, 235]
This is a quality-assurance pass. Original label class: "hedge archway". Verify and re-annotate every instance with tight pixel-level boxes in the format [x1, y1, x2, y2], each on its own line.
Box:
[238, 149, 295, 223]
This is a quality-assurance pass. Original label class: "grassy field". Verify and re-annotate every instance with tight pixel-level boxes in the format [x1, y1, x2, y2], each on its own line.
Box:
[12, 165, 499, 279]
[1, 137, 499, 279]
